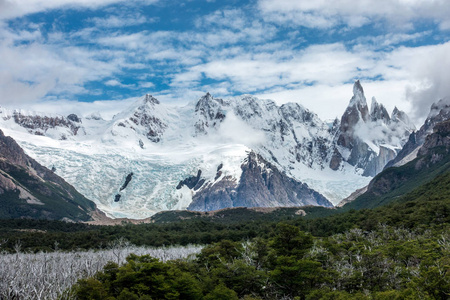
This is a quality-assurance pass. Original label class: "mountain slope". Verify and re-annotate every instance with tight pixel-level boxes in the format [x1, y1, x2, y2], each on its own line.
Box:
[187, 152, 332, 211]
[385, 97, 450, 169]
[343, 119, 450, 210]
[0, 130, 97, 221]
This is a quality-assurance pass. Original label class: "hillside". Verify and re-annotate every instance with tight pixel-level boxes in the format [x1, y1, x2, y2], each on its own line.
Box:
[0, 130, 97, 221]
[343, 120, 450, 210]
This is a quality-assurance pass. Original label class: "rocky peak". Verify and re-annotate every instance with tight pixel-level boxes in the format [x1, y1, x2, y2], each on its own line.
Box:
[352, 80, 365, 102]
[391, 107, 414, 129]
[418, 120, 450, 157]
[370, 97, 390, 124]
[110, 95, 167, 143]
[194, 93, 227, 135]
[67, 114, 81, 123]
[337, 81, 369, 148]
[279, 103, 316, 125]
[143, 94, 160, 105]
[335, 81, 415, 176]
[195, 93, 225, 115]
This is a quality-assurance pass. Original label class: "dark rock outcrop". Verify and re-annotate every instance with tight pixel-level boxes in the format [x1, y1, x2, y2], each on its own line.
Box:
[9, 112, 82, 137]
[187, 152, 333, 211]
[67, 114, 81, 123]
[120, 172, 134, 191]
[177, 170, 204, 190]
[114, 194, 121, 202]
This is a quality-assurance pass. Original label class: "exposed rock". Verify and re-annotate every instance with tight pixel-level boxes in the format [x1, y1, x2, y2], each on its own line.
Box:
[67, 114, 81, 123]
[187, 152, 333, 211]
[335, 81, 415, 176]
[386, 98, 450, 168]
[11, 111, 82, 137]
[0, 130, 97, 221]
[417, 120, 450, 159]
[112, 95, 167, 143]
[120, 172, 134, 191]
[362, 146, 397, 177]
[194, 93, 227, 135]
[336, 185, 368, 207]
[295, 209, 307, 216]
[329, 149, 343, 170]
[370, 97, 390, 124]
[177, 170, 203, 190]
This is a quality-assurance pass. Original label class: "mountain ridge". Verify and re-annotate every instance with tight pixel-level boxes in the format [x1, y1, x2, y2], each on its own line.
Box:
[0, 81, 416, 218]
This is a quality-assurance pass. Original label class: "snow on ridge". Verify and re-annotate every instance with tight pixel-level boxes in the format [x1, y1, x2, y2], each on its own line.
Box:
[0, 87, 416, 218]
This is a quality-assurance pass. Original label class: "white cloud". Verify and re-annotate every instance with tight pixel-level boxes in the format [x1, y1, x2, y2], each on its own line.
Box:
[105, 79, 135, 88]
[0, 0, 448, 130]
[1, 97, 139, 120]
[0, 0, 159, 20]
[215, 112, 267, 147]
[89, 14, 157, 28]
[258, 0, 450, 30]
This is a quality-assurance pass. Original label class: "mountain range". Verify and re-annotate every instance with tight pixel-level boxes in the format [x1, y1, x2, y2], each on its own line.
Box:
[0, 81, 438, 220]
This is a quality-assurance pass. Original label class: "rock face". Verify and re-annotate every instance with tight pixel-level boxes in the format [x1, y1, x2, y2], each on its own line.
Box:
[337, 81, 370, 149]
[416, 120, 450, 161]
[187, 152, 333, 211]
[386, 98, 450, 168]
[333, 81, 415, 176]
[194, 93, 227, 135]
[110, 94, 167, 143]
[0, 130, 97, 221]
[3, 110, 83, 139]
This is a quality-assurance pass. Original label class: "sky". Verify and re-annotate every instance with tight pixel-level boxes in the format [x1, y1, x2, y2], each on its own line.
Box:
[0, 0, 449, 124]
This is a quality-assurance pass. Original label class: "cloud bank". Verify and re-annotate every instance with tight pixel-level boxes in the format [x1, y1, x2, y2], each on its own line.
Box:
[0, 0, 449, 125]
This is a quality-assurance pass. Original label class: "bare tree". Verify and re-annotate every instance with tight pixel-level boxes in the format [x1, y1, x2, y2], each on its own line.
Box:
[0, 243, 202, 300]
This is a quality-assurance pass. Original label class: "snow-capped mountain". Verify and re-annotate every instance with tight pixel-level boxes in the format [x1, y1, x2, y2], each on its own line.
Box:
[333, 81, 415, 176]
[0, 81, 414, 219]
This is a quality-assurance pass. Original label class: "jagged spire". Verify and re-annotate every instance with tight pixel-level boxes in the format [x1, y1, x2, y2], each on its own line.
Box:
[370, 97, 378, 113]
[370, 97, 390, 123]
[353, 80, 364, 97]
[392, 106, 399, 115]
[349, 80, 368, 109]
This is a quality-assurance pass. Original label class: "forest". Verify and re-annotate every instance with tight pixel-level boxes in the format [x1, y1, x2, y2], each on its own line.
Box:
[0, 180, 449, 299]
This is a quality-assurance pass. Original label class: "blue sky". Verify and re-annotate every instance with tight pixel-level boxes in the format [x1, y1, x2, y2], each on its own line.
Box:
[1, 0, 450, 123]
